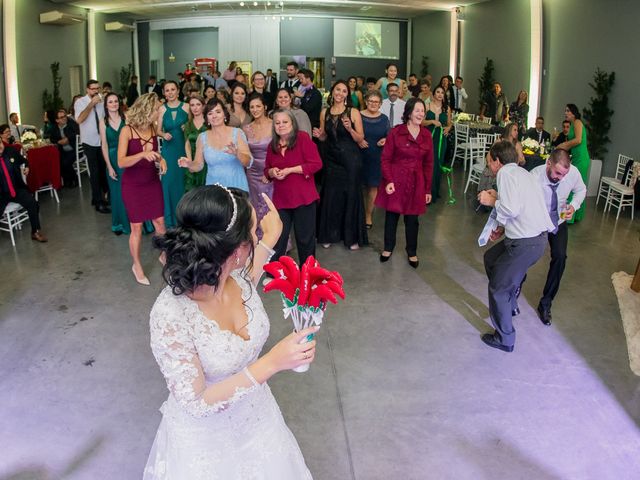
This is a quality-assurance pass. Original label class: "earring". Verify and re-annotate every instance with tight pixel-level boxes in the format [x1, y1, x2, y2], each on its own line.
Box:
[235, 255, 240, 266]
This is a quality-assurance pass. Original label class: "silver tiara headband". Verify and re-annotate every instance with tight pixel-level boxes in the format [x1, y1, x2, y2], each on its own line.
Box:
[214, 183, 237, 232]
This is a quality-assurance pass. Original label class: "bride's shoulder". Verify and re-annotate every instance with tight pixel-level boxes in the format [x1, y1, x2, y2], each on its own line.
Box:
[150, 287, 194, 328]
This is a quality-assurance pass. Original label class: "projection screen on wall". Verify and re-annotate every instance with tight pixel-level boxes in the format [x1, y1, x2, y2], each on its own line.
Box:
[333, 19, 399, 59]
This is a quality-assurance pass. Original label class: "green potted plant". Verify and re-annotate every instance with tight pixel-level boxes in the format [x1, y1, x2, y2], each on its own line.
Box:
[420, 56, 430, 78]
[477, 57, 495, 112]
[119, 63, 134, 98]
[42, 62, 65, 113]
[582, 68, 615, 194]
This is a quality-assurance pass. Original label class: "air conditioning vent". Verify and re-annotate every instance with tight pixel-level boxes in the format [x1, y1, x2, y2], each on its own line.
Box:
[105, 22, 136, 32]
[39, 10, 85, 26]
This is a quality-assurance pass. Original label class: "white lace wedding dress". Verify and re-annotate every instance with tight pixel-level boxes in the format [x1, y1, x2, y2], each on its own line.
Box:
[143, 270, 312, 479]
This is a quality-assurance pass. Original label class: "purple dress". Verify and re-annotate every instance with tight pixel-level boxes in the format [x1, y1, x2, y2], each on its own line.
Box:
[121, 131, 164, 223]
[246, 135, 273, 238]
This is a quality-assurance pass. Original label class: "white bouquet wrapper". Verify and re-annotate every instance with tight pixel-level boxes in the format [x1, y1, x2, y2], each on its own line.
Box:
[282, 296, 324, 373]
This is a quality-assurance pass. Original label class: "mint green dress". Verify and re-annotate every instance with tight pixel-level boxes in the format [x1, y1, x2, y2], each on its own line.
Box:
[183, 119, 208, 191]
[426, 109, 448, 202]
[161, 103, 188, 227]
[105, 118, 130, 234]
[568, 122, 589, 223]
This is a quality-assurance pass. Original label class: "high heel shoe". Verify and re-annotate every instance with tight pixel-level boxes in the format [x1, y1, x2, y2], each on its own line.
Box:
[132, 265, 150, 286]
[408, 256, 419, 269]
[379, 252, 392, 263]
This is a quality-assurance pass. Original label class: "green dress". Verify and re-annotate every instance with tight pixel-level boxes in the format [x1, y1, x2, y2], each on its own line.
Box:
[568, 122, 589, 223]
[161, 103, 188, 227]
[105, 118, 130, 234]
[426, 109, 448, 202]
[183, 119, 208, 191]
[350, 92, 361, 109]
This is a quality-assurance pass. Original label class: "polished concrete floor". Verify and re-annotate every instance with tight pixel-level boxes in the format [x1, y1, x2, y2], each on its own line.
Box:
[1, 173, 639, 480]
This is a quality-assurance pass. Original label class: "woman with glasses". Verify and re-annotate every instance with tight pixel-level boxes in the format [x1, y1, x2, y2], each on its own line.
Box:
[358, 90, 390, 229]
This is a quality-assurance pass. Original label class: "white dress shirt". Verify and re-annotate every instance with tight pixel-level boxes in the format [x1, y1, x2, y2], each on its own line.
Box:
[530, 164, 587, 225]
[381, 98, 406, 127]
[74, 94, 104, 147]
[454, 87, 468, 111]
[495, 163, 554, 239]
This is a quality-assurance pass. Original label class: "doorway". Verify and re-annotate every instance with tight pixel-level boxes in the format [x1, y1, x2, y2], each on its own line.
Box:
[69, 65, 84, 98]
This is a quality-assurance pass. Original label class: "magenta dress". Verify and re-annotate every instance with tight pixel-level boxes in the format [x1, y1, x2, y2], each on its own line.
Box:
[121, 131, 164, 223]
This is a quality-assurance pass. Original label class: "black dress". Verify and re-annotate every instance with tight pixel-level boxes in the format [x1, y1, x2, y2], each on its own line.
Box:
[317, 108, 367, 247]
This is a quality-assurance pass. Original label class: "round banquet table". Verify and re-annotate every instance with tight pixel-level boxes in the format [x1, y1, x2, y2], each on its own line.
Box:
[25, 144, 61, 193]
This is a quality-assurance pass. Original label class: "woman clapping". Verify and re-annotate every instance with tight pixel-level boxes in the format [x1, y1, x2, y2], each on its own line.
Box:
[265, 109, 322, 265]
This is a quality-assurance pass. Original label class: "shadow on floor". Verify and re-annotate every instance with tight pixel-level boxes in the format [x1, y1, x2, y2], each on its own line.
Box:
[0, 436, 105, 480]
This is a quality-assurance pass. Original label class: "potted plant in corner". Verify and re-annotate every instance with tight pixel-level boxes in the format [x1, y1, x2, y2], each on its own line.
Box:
[477, 57, 495, 113]
[582, 68, 615, 196]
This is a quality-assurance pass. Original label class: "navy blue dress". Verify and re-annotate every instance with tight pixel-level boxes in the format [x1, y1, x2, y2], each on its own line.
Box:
[360, 113, 390, 187]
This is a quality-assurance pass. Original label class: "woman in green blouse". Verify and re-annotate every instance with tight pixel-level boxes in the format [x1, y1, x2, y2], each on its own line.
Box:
[183, 95, 208, 191]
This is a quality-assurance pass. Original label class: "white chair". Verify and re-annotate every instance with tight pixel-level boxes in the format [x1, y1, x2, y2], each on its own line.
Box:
[1, 202, 30, 246]
[19, 164, 59, 205]
[74, 135, 90, 187]
[596, 154, 633, 206]
[464, 138, 487, 193]
[34, 184, 60, 203]
[604, 161, 637, 220]
[479, 116, 492, 125]
[452, 123, 471, 170]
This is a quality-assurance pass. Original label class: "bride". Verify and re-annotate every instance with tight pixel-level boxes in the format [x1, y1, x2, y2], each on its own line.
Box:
[144, 185, 317, 479]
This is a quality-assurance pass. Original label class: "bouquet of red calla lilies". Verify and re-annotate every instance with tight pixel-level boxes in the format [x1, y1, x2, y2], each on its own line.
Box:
[263, 255, 345, 332]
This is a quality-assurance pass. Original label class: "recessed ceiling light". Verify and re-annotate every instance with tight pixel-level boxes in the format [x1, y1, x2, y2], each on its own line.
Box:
[253, 1, 258, 5]
[240, 1, 245, 6]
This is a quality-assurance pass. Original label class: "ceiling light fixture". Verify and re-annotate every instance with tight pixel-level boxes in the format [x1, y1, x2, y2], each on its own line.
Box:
[239, 1, 245, 6]
[253, 1, 258, 5]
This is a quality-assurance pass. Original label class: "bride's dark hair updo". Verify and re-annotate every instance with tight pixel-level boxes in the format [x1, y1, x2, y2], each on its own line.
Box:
[153, 186, 254, 295]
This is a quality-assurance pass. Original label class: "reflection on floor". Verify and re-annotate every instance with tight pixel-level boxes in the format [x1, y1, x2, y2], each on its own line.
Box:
[1, 174, 639, 479]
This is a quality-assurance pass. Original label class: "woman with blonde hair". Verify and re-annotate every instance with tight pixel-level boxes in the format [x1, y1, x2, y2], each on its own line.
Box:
[509, 89, 529, 136]
[118, 93, 167, 285]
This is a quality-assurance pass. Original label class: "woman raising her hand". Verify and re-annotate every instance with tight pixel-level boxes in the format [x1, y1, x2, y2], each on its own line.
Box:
[144, 185, 315, 479]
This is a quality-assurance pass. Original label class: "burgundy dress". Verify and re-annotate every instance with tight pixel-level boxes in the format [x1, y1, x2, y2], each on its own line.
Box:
[121, 130, 164, 223]
[375, 124, 434, 215]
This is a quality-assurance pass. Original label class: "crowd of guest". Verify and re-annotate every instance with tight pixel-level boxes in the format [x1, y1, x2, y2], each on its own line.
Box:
[2, 59, 590, 294]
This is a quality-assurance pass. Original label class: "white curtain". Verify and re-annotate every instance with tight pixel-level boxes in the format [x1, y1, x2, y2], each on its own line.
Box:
[218, 19, 280, 74]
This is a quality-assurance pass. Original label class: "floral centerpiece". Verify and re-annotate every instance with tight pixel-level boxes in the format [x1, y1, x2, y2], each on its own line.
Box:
[263, 255, 345, 372]
[455, 112, 472, 123]
[521, 138, 540, 155]
[20, 131, 38, 144]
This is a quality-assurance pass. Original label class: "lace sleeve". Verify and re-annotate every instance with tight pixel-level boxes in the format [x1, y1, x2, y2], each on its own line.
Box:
[149, 294, 260, 418]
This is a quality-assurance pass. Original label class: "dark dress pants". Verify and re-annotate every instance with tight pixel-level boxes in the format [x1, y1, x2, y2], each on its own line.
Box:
[274, 202, 316, 266]
[60, 149, 76, 187]
[83, 144, 108, 206]
[540, 222, 568, 309]
[484, 233, 547, 347]
[383, 211, 419, 257]
[1, 189, 41, 233]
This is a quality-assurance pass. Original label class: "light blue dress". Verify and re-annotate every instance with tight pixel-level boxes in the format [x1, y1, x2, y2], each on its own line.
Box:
[201, 128, 249, 191]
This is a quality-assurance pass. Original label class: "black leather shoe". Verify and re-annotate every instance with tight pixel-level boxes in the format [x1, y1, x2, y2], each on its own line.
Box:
[512, 306, 521, 316]
[95, 204, 111, 214]
[408, 257, 419, 269]
[481, 333, 514, 352]
[379, 253, 392, 263]
[537, 303, 552, 326]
